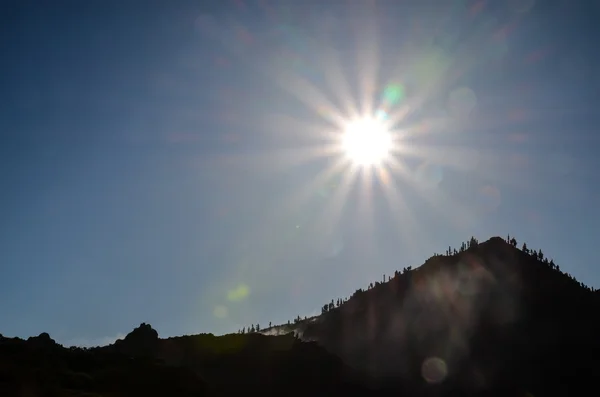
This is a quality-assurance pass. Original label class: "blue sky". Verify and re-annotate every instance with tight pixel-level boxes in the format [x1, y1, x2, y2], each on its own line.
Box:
[1, 0, 599, 346]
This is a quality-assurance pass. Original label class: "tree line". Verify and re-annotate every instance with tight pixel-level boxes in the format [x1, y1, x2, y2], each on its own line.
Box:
[238, 234, 595, 334]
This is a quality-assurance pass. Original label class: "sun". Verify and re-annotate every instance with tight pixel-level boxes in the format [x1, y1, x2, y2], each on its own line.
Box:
[341, 117, 393, 166]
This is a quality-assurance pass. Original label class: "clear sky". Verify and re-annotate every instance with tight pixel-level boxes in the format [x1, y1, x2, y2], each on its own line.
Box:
[1, 0, 599, 346]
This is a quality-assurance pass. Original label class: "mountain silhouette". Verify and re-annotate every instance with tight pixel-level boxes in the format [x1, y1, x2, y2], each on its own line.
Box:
[300, 236, 600, 395]
[1, 236, 599, 396]
[0, 327, 370, 396]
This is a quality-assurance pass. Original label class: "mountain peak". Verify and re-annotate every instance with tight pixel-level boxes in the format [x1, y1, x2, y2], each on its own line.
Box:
[26, 332, 56, 348]
[485, 236, 510, 244]
[114, 323, 159, 357]
[297, 233, 598, 383]
[125, 323, 159, 341]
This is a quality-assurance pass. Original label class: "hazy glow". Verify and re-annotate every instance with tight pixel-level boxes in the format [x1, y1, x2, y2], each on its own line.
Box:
[193, 2, 520, 334]
[342, 117, 392, 166]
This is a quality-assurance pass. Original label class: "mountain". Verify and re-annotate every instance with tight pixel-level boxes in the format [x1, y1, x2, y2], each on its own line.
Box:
[0, 324, 369, 396]
[1, 236, 599, 396]
[0, 330, 207, 396]
[299, 236, 600, 395]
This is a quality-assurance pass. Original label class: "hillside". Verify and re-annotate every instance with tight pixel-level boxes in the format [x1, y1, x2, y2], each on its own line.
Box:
[298, 236, 600, 395]
[2, 236, 599, 396]
[0, 326, 370, 396]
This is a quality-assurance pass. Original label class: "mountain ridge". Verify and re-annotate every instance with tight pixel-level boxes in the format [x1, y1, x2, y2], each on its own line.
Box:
[261, 235, 595, 337]
[2, 235, 599, 396]
[297, 235, 600, 394]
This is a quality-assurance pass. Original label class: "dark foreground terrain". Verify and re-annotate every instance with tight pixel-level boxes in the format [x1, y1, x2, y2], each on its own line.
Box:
[2, 236, 600, 396]
[0, 328, 368, 396]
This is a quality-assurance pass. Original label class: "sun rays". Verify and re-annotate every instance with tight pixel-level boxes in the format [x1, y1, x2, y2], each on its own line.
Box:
[193, 1, 546, 326]
[223, 19, 480, 271]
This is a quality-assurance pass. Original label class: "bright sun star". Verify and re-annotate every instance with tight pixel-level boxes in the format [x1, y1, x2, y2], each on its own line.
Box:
[341, 117, 393, 166]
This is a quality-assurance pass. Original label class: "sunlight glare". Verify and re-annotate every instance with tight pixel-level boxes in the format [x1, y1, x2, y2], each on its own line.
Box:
[342, 117, 392, 166]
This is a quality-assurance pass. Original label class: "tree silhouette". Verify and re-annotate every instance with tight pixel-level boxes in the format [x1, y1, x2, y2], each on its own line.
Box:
[262, 234, 599, 339]
[468, 236, 479, 249]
